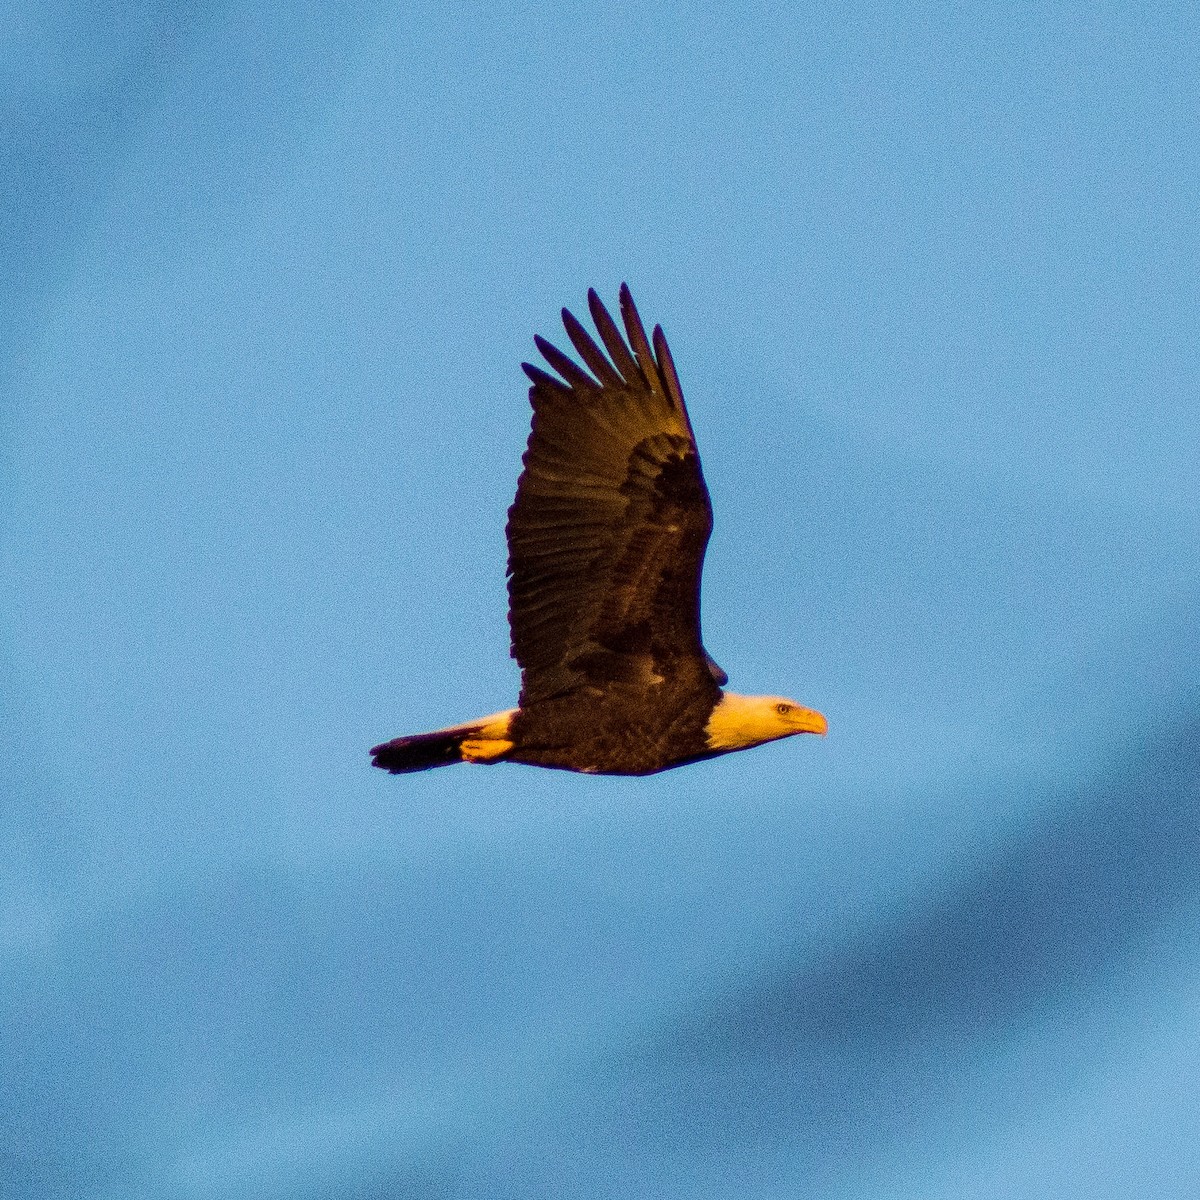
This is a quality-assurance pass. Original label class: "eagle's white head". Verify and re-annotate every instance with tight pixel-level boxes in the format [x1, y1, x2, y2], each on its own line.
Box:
[704, 692, 828, 753]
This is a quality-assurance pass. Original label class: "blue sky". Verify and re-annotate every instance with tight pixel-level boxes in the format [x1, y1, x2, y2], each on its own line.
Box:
[4, 2, 1200, 1197]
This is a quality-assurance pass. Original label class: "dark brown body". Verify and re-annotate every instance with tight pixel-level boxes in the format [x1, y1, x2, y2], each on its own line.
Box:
[506, 676, 722, 775]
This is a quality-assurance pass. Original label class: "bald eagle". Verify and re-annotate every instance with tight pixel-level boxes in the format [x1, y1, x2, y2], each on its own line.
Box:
[371, 285, 826, 776]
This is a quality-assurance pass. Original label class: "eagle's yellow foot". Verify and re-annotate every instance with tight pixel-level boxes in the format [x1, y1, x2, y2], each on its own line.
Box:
[461, 738, 514, 763]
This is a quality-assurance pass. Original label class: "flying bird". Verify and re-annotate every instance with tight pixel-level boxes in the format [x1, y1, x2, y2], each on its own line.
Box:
[371, 285, 827, 776]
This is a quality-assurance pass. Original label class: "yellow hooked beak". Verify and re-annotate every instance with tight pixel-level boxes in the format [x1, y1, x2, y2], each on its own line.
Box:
[791, 707, 828, 736]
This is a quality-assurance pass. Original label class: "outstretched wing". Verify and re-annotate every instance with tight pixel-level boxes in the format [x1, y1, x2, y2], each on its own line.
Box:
[506, 284, 726, 706]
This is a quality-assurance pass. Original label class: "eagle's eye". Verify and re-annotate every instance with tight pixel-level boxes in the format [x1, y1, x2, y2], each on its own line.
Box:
[775, 703, 792, 715]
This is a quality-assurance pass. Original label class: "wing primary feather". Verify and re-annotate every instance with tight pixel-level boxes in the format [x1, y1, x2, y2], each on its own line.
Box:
[652, 325, 688, 419]
[521, 361, 572, 397]
[587, 288, 641, 385]
[533, 334, 600, 390]
[562, 307, 625, 389]
[618, 283, 660, 395]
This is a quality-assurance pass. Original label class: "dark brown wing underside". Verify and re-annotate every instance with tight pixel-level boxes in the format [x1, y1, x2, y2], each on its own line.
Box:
[507, 285, 723, 705]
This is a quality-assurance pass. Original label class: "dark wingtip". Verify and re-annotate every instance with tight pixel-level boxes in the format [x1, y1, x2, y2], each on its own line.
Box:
[586, 287, 609, 327]
[584, 286, 640, 384]
[618, 283, 641, 327]
[617, 282, 642, 325]
[522, 359, 572, 395]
